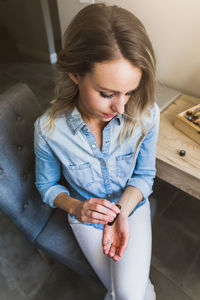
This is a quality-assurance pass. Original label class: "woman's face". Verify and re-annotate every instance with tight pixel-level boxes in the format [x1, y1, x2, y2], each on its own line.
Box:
[69, 57, 142, 125]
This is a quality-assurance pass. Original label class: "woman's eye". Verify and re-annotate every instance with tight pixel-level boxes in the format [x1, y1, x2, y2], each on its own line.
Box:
[125, 92, 134, 97]
[99, 91, 114, 99]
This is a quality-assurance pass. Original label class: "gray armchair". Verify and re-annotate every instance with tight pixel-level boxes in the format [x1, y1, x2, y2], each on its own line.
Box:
[0, 83, 157, 284]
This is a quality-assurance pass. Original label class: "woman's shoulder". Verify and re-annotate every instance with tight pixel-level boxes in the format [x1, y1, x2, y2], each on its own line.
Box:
[34, 110, 67, 138]
[143, 102, 160, 131]
[34, 111, 51, 135]
[34, 112, 47, 135]
[148, 102, 160, 121]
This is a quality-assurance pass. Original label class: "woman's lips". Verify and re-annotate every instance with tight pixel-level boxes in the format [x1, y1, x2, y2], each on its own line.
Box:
[103, 113, 116, 118]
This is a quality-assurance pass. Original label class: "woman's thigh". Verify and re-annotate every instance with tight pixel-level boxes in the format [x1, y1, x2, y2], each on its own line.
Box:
[68, 214, 111, 290]
[111, 198, 154, 300]
[68, 198, 155, 300]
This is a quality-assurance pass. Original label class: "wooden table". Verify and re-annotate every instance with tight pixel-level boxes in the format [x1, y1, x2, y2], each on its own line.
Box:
[156, 94, 200, 200]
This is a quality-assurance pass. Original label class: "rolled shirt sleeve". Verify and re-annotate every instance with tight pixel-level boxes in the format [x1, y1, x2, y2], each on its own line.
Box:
[126, 103, 160, 199]
[34, 118, 70, 208]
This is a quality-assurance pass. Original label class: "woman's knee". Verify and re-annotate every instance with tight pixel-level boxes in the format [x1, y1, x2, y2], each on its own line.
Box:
[114, 284, 145, 300]
[144, 279, 156, 300]
[113, 279, 156, 300]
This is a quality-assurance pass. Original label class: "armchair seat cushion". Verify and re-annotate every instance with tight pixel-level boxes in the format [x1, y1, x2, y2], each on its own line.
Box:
[35, 208, 99, 282]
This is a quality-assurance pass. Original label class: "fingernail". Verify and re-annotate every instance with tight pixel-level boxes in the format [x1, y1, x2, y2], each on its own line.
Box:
[111, 213, 115, 217]
[114, 258, 119, 262]
[114, 208, 120, 214]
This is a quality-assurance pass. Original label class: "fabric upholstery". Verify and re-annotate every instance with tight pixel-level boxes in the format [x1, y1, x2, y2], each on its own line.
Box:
[0, 83, 53, 243]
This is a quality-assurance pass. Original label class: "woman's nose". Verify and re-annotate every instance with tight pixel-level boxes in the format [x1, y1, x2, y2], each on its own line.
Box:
[111, 97, 125, 115]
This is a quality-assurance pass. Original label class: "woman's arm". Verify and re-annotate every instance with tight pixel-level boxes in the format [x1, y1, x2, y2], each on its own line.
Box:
[122, 103, 160, 206]
[117, 186, 143, 217]
[54, 192, 120, 224]
[34, 118, 70, 208]
[103, 103, 160, 261]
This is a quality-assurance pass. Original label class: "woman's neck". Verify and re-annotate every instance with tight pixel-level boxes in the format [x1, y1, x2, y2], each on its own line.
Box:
[76, 104, 107, 131]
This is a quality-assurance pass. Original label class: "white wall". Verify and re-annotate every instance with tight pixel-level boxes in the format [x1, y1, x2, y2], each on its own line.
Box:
[57, 0, 200, 97]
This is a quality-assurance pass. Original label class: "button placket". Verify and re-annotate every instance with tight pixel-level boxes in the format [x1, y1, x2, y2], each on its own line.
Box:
[99, 157, 113, 200]
[100, 127, 112, 198]
[101, 125, 111, 155]
[101, 161, 106, 167]
[82, 123, 112, 199]
[84, 128, 102, 159]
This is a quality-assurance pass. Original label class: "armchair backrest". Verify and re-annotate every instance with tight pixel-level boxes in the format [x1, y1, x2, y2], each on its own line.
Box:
[0, 83, 53, 243]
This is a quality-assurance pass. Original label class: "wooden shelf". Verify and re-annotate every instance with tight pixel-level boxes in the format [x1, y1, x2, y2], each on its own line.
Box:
[156, 94, 200, 200]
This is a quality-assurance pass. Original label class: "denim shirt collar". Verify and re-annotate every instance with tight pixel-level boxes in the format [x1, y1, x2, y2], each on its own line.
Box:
[66, 107, 122, 135]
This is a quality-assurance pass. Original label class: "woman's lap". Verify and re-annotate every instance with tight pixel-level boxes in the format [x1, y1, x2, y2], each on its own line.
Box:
[111, 199, 153, 299]
[68, 199, 155, 300]
[68, 213, 111, 289]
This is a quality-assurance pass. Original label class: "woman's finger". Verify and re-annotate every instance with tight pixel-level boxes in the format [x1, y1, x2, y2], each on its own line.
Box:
[108, 244, 116, 258]
[87, 209, 114, 223]
[102, 227, 113, 254]
[113, 254, 121, 262]
[90, 202, 117, 218]
[103, 242, 112, 255]
[89, 198, 120, 215]
[82, 201, 108, 222]
[85, 215, 109, 224]
[84, 200, 117, 222]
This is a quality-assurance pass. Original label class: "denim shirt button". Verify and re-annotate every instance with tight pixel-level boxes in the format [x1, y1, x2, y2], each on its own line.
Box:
[107, 194, 111, 198]
[91, 144, 96, 149]
[104, 179, 109, 184]
[101, 161, 106, 167]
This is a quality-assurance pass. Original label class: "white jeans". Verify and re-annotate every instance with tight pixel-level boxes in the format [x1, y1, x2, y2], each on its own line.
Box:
[68, 198, 156, 300]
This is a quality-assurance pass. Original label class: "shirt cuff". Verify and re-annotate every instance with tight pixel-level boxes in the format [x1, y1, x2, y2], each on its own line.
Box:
[43, 185, 70, 208]
[126, 177, 152, 200]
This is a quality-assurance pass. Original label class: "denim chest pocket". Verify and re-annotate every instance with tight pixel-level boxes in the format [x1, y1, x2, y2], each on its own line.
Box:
[65, 162, 94, 188]
[116, 153, 134, 178]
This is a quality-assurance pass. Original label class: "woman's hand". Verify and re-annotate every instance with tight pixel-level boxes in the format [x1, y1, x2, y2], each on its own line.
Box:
[102, 214, 130, 262]
[73, 198, 121, 225]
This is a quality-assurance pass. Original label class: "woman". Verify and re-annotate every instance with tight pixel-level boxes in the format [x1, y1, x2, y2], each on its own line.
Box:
[34, 3, 159, 299]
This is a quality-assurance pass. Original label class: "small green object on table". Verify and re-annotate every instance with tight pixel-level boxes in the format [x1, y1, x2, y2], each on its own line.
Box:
[179, 150, 186, 157]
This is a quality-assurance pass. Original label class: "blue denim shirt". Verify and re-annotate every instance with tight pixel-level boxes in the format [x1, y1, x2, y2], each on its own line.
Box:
[34, 103, 160, 230]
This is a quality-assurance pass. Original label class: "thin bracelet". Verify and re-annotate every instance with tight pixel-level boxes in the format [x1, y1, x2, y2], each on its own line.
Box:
[107, 204, 121, 226]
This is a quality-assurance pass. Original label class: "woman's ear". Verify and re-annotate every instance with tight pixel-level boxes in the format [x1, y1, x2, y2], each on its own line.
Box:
[68, 73, 79, 85]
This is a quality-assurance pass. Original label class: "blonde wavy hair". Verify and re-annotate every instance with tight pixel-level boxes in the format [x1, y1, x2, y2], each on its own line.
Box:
[44, 3, 156, 142]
